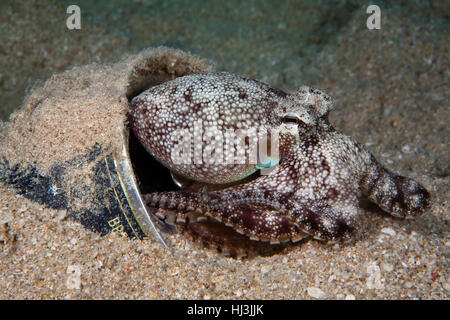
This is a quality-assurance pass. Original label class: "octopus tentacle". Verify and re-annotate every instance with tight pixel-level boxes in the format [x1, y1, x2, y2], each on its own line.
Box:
[145, 190, 308, 244]
[356, 146, 431, 218]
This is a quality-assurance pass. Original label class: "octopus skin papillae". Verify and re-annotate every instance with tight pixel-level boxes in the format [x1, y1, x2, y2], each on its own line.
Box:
[130, 72, 430, 256]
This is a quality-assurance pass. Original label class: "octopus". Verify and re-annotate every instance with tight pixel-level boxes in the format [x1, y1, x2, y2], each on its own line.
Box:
[129, 72, 430, 254]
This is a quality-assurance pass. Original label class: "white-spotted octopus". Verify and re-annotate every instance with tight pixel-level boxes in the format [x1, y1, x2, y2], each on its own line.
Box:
[130, 72, 430, 254]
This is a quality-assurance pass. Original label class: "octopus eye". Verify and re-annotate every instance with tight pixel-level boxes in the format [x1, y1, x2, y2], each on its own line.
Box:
[281, 113, 302, 125]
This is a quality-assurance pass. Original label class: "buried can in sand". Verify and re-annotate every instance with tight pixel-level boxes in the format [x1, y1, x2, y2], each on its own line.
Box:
[0, 47, 215, 249]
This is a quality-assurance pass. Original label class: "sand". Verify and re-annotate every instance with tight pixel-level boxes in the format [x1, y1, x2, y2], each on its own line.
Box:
[0, 1, 448, 299]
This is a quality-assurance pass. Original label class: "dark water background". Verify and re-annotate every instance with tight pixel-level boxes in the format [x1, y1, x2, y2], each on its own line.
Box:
[0, 0, 448, 120]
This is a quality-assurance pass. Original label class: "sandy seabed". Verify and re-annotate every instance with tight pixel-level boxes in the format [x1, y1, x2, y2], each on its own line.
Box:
[0, 1, 448, 299]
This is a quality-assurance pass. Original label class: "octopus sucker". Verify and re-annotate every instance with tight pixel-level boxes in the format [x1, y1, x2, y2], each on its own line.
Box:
[130, 72, 431, 253]
[177, 219, 289, 258]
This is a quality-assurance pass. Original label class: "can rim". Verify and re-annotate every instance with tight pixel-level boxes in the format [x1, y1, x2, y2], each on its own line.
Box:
[113, 128, 169, 249]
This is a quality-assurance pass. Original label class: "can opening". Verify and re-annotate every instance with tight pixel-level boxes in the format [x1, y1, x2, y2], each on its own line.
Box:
[128, 129, 179, 195]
